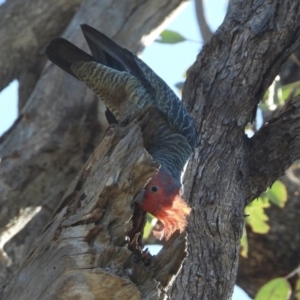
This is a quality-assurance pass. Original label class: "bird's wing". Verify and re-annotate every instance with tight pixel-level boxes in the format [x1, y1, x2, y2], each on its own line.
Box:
[81, 24, 198, 149]
[81, 24, 156, 96]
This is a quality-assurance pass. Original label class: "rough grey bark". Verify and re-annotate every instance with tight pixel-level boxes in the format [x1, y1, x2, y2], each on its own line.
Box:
[248, 96, 300, 197]
[171, 1, 300, 299]
[193, 0, 300, 298]
[0, 0, 188, 286]
[18, 57, 48, 112]
[0, 0, 84, 95]
[194, 0, 213, 43]
[280, 46, 300, 85]
[1, 116, 188, 300]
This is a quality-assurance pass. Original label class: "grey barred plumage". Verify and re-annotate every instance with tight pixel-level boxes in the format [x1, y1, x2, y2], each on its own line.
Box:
[80, 24, 198, 150]
[145, 116, 192, 184]
[46, 24, 197, 189]
[70, 61, 152, 120]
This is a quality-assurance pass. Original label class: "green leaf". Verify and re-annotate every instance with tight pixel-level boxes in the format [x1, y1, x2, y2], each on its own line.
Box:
[156, 30, 186, 44]
[245, 197, 270, 234]
[240, 224, 248, 258]
[280, 81, 300, 103]
[143, 214, 156, 240]
[266, 180, 288, 208]
[254, 278, 291, 300]
[296, 278, 300, 300]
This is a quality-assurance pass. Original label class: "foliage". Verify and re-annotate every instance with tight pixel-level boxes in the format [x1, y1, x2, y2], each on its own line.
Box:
[245, 77, 300, 299]
[253, 275, 300, 300]
[254, 278, 291, 300]
[265, 180, 288, 208]
[156, 29, 187, 44]
[241, 180, 287, 255]
[143, 214, 157, 240]
[240, 225, 248, 258]
[296, 278, 300, 300]
[244, 196, 270, 234]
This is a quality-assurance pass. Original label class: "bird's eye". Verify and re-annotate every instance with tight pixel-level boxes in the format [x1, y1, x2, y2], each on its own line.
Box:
[151, 186, 159, 192]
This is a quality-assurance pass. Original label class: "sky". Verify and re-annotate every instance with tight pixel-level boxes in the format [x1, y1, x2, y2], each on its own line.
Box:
[0, 1, 251, 299]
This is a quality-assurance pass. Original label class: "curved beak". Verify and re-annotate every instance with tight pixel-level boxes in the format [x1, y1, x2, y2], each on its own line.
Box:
[134, 189, 145, 204]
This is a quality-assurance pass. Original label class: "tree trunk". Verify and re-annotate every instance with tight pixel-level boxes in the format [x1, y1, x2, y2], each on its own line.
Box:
[0, 0, 84, 102]
[192, 1, 300, 298]
[171, 1, 300, 299]
[2, 0, 300, 299]
[1, 110, 188, 299]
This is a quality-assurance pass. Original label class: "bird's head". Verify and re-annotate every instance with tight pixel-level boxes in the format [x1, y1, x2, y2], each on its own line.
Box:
[139, 168, 191, 240]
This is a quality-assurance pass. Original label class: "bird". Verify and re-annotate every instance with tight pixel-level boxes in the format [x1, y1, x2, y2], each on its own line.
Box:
[45, 24, 198, 240]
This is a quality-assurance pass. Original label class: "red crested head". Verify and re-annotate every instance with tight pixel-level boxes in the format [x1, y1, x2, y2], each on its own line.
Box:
[139, 169, 191, 240]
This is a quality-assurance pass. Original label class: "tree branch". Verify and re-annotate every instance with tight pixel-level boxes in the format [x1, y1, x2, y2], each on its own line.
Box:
[1, 121, 188, 299]
[0, 0, 84, 92]
[18, 57, 48, 113]
[247, 95, 300, 201]
[280, 46, 300, 84]
[194, 0, 213, 43]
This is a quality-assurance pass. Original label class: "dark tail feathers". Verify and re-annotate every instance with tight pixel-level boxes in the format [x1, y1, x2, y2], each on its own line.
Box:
[45, 38, 94, 79]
